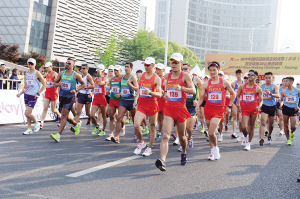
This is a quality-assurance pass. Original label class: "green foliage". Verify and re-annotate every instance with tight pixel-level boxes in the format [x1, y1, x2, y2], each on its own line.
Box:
[0, 38, 20, 62]
[20, 51, 46, 69]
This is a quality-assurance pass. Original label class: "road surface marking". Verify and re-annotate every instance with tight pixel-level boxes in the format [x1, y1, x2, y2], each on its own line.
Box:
[0, 141, 18, 145]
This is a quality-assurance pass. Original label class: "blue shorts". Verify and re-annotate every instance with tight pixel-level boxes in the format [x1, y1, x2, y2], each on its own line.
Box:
[59, 96, 75, 111]
[24, 94, 37, 108]
[120, 99, 135, 111]
[77, 93, 92, 104]
[187, 106, 197, 116]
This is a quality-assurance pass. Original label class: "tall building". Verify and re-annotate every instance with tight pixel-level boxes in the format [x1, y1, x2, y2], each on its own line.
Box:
[154, 0, 281, 60]
[0, 0, 141, 66]
[138, 5, 147, 30]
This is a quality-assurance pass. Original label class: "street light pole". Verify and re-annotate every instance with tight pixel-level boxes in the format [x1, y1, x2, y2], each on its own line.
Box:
[164, 0, 170, 67]
[249, 23, 271, 53]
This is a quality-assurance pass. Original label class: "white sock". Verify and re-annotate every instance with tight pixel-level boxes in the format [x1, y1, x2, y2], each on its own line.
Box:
[211, 148, 214, 154]
[57, 133, 61, 138]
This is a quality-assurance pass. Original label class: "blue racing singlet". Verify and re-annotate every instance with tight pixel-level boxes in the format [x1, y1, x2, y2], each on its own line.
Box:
[261, 83, 276, 106]
[121, 74, 135, 100]
[234, 80, 243, 104]
[25, 70, 40, 96]
[59, 71, 77, 97]
[283, 87, 299, 108]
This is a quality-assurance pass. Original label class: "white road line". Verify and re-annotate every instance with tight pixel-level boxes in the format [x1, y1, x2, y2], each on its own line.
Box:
[66, 155, 142, 177]
[0, 141, 18, 145]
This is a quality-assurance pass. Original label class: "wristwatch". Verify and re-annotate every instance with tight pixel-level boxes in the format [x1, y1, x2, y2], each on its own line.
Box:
[149, 92, 152, 95]
[228, 105, 232, 108]
[36, 93, 40, 96]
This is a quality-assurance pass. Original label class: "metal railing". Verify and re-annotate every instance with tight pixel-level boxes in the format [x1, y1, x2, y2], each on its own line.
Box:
[0, 79, 24, 90]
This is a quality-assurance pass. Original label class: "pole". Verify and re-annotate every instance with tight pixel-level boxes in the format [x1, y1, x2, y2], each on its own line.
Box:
[164, 0, 170, 67]
[144, 7, 147, 30]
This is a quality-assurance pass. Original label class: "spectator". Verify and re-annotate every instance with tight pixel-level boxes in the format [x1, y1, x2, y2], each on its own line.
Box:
[10, 68, 21, 90]
[0, 62, 9, 89]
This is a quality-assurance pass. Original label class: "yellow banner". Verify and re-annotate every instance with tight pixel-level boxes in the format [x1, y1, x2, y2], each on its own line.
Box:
[205, 53, 300, 75]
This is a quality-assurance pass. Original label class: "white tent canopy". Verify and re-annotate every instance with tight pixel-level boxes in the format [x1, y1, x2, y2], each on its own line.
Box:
[190, 65, 204, 77]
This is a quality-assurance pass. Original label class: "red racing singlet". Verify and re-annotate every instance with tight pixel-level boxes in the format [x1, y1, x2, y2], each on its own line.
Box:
[241, 83, 258, 107]
[94, 77, 106, 97]
[157, 77, 167, 104]
[46, 72, 57, 92]
[139, 72, 157, 103]
[166, 71, 187, 106]
[206, 78, 226, 107]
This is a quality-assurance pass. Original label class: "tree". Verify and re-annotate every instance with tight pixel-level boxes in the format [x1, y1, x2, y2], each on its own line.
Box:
[20, 51, 46, 69]
[92, 29, 120, 68]
[0, 38, 20, 62]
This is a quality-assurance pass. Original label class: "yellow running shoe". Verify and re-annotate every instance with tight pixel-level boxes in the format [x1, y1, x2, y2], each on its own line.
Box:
[287, 140, 292, 146]
[50, 133, 60, 143]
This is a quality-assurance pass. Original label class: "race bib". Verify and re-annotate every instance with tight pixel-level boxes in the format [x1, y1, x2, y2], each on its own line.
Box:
[61, 81, 71, 90]
[94, 86, 102, 95]
[46, 80, 53, 88]
[111, 86, 120, 94]
[286, 95, 296, 104]
[167, 87, 182, 101]
[26, 80, 33, 86]
[187, 93, 193, 99]
[122, 87, 130, 97]
[208, 91, 222, 103]
[235, 89, 238, 94]
[140, 86, 152, 98]
[243, 93, 255, 102]
[262, 91, 271, 100]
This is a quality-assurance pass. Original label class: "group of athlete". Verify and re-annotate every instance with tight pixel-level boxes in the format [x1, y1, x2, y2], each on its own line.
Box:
[16, 54, 300, 172]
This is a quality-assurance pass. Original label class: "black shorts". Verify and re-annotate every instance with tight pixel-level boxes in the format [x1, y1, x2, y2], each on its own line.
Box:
[105, 95, 110, 104]
[187, 106, 197, 116]
[59, 96, 75, 112]
[276, 102, 280, 110]
[201, 100, 206, 107]
[282, 105, 298, 117]
[77, 93, 92, 104]
[261, 104, 277, 117]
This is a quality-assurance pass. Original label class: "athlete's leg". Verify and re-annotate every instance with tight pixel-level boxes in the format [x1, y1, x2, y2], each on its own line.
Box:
[158, 112, 164, 133]
[200, 107, 205, 129]
[100, 106, 107, 130]
[219, 120, 224, 135]
[207, 118, 221, 148]
[133, 111, 146, 143]
[177, 121, 187, 154]
[115, 106, 127, 137]
[75, 103, 84, 123]
[58, 108, 70, 135]
[85, 103, 91, 119]
[241, 115, 250, 138]
[130, 109, 136, 123]
[278, 109, 284, 131]
[160, 116, 175, 161]
[186, 116, 196, 140]
[290, 116, 297, 134]
[50, 100, 60, 116]
[109, 106, 116, 135]
[248, 114, 257, 142]
[267, 116, 275, 136]
[41, 98, 51, 124]
[238, 112, 243, 132]
[283, 115, 290, 140]
[24, 106, 35, 129]
[148, 113, 158, 148]
[232, 104, 238, 133]
[259, 112, 268, 139]
[91, 105, 99, 127]
[70, 105, 76, 117]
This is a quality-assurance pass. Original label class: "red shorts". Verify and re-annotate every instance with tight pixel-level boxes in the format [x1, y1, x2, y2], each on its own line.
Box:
[164, 104, 191, 123]
[158, 101, 166, 114]
[44, 91, 58, 101]
[137, 101, 159, 116]
[204, 104, 225, 120]
[92, 95, 107, 107]
[241, 104, 259, 116]
[109, 99, 120, 109]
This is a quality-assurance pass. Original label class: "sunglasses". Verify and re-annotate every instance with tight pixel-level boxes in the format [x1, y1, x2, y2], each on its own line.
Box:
[108, 70, 113, 72]
[182, 68, 188, 71]
[144, 64, 153, 67]
[244, 77, 248, 79]
[66, 62, 72, 65]
[104, 73, 107, 75]
[81, 67, 87, 70]
[248, 73, 255, 76]
[27, 62, 34, 65]
[171, 60, 180, 65]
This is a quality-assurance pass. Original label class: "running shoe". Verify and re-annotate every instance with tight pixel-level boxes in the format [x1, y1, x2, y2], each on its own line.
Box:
[241, 139, 247, 146]
[92, 126, 99, 135]
[155, 159, 166, 171]
[23, 129, 33, 135]
[268, 136, 272, 144]
[142, 147, 152, 156]
[259, 139, 264, 146]
[195, 124, 200, 131]
[217, 134, 223, 142]
[173, 137, 179, 145]
[105, 134, 113, 141]
[291, 132, 295, 140]
[86, 118, 91, 125]
[70, 126, 75, 133]
[133, 135, 139, 142]
[141, 128, 148, 135]
[33, 122, 40, 133]
[275, 116, 278, 122]
[181, 154, 187, 165]
[178, 145, 182, 152]
[200, 128, 205, 133]
[244, 142, 251, 151]
[74, 122, 81, 136]
[50, 133, 60, 142]
[156, 133, 162, 140]
[231, 133, 237, 138]
[111, 136, 120, 144]
[279, 130, 285, 135]
[264, 131, 268, 137]
[208, 153, 214, 160]
[143, 127, 149, 135]
[40, 123, 43, 130]
[225, 125, 228, 131]
[134, 142, 146, 155]
[129, 119, 133, 124]
[125, 119, 130, 124]
[98, 129, 105, 136]
[188, 138, 193, 148]
[204, 130, 208, 137]
[206, 138, 209, 142]
[287, 140, 292, 146]
[237, 133, 244, 142]
[214, 147, 220, 160]
[57, 117, 61, 127]
[255, 123, 259, 128]
[171, 133, 176, 140]
[120, 127, 125, 137]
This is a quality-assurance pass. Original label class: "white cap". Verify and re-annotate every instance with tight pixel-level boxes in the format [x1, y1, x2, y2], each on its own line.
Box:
[108, 65, 114, 70]
[243, 72, 249, 77]
[27, 58, 36, 64]
[44, 62, 52, 67]
[114, 65, 122, 71]
[169, 53, 183, 62]
[142, 57, 155, 65]
[224, 75, 229, 80]
[155, 63, 165, 70]
[204, 75, 210, 78]
[104, 69, 108, 74]
[218, 71, 224, 76]
[96, 64, 105, 71]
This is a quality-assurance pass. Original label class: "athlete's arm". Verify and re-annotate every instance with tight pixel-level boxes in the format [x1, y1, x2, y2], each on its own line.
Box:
[236, 84, 243, 109]
[16, 75, 26, 97]
[128, 75, 138, 92]
[279, 90, 285, 109]
[53, 72, 63, 87]
[194, 76, 202, 105]
[73, 73, 85, 93]
[256, 86, 263, 111]
[271, 84, 280, 98]
[196, 81, 207, 112]
[145, 75, 162, 98]
[86, 74, 95, 89]
[35, 71, 46, 98]
[179, 73, 196, 95]
[224, 80, 236, 106]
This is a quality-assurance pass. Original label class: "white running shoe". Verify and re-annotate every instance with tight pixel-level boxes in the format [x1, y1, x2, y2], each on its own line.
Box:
[178, 145, 182, 152]
[142, 147, 152, 156]
[244, 142, 251, 151]
[214, 146, 220, 160]
[279, 130, 285, 135]
[120, 127, 125, 137]
[208, 153, 215, 160]
[237, 133, 244, 142]
[23, 129, 33, 135]
[134, 142, 146, 155]
[173, 137, 180, 145]
[105, 134, 114, 141]
[217, 134, 223, 142]
[33, 122, 40, 133]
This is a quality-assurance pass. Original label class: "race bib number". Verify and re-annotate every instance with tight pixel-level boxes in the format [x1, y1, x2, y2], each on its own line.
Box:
[140, 86, 152, 98]
[187, 93, 193, 99]
[243, 93, 255, 102]
[122, 87, 130, 97]
[111, 86, 120, 94]
[46, 80, 53, 88]
[235, 89, 238, 94]
[286, 95, 296, 104]
[94, 86, 102, 95]
[208, 91, 222, 103]
[167, 87, 182, 101]
[262, 91, 271, 100]
[61, 81, 71, 90]
[26, 80, 33, 86]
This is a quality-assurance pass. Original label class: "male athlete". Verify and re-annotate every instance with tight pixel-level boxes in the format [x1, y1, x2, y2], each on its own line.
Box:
[231, 69, 243, 138]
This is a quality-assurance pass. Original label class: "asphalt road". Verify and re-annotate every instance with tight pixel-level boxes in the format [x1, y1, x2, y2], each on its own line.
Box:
[0, 119, 299, 199]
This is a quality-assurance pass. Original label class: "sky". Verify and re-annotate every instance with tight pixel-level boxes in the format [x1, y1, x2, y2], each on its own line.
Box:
[140, 0, 299, 52]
